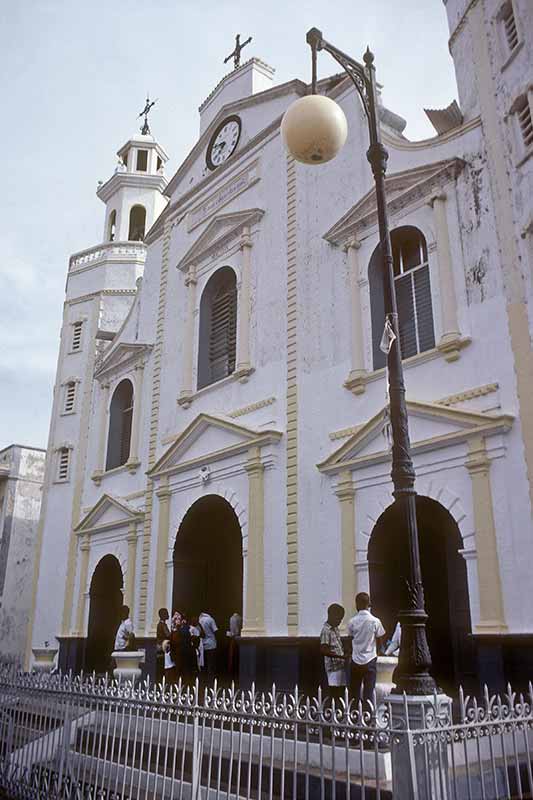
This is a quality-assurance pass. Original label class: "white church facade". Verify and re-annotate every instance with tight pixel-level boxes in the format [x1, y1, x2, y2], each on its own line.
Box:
[27, 0, 533, 692]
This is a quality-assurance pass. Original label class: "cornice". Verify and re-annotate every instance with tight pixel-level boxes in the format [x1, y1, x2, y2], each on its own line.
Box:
[97, 172, 168, 204]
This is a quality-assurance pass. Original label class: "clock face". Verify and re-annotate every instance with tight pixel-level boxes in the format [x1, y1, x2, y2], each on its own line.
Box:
[206, 115, 242, 170]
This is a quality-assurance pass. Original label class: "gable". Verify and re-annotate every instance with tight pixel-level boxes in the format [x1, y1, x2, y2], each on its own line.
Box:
[324, 158, 465, 246]
[318, 401, 513, 474]
[149, 413, 282, 476]
[75, 494, 143, 533]
[178, 208, 264, 272]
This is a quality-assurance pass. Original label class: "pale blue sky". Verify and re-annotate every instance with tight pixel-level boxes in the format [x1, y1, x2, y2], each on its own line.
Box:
[0, 0, 457, 449]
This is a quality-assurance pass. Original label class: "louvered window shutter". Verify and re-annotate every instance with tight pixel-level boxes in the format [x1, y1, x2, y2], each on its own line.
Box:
[209, 285, 237, 383]
[120, 402, 133, 465]
[396, 274, 417, 359]
[414, 267, 435, 352]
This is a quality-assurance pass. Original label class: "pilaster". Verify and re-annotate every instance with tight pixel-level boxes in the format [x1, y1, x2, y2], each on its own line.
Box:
[430, 192, 467, 362]
[125, 522, 138, 611]
[178, 264, 197, 408]
[150, 477, 171, 635]
[242, 446, 266, 637]
[343, 239, 368, 394]
[92, 382, 111, 484]
[466, 436, 507, 633]
[334, 470, 357, 622]
[235, 226, 254, 382]
[127, 364, 144, 471]
[72, 535, 90, 637]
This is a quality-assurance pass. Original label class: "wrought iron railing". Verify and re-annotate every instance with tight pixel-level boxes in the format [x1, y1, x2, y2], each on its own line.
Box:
[1, 666, 533, 799]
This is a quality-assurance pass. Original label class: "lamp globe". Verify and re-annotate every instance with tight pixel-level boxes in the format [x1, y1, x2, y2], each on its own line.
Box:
[281, 95, 348, 165]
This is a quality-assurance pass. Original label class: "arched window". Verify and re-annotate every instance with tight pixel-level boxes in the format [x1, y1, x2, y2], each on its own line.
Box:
[108, 210, 117, 242]
[106, 379, 134, 471]
[369, 226, 435, 370]
[197, 267, 237, 390]
[128, 205, 146, 241]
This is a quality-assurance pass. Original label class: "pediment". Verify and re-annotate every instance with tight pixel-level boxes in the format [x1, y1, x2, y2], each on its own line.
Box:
[324, 158, 465, 246]
[177, 208, 264, 272]
[318, 401, 513, 475]
[75, 494, 144, 534]
[149, 413, 282, 476]
[95, 342, 153, 382]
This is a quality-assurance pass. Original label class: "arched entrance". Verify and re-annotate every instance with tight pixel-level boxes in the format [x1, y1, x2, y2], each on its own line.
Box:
[85, 555, 124, 674]
[368, 496, 476, 693]
[173, 495, 243, 634]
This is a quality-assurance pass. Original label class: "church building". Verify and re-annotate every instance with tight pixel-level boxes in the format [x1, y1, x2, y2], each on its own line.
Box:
[27, 0, 533, 692]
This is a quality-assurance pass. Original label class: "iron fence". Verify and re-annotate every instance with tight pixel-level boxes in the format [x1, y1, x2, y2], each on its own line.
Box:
[0, 667, 532, 799]
[0, 668, 392, 800]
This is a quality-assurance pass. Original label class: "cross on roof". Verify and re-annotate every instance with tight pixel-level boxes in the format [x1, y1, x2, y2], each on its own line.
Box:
[138, 95, 157, 135]
[224, 34, 252, 70]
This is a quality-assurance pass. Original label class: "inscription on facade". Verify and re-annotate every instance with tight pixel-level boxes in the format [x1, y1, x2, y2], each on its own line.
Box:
[187, 162, 260, 231]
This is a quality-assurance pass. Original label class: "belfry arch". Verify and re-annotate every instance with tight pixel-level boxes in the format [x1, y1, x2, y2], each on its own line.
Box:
[172, 495, 243, 633]
[368, 495, 476, 693]
[85, 554, 124, 674]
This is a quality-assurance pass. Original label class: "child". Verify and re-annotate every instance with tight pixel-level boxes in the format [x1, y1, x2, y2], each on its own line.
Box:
[162, 639, 176, 685]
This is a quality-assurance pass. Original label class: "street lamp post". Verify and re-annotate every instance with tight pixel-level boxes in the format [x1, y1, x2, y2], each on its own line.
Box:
[282, 28, 436, 695]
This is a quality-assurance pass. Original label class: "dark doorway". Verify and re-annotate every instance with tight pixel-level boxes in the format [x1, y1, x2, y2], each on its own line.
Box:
[368, 496, 476, 693]
[173, 495, 243, 635]
[86, 555, 124, 674]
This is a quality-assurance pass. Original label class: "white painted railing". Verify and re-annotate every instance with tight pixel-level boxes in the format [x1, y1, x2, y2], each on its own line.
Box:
[69, 241, 146, 271]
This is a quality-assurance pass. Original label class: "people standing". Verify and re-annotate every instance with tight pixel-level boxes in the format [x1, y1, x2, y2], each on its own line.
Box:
[348, 593, 385, 709]
[189, 614, 205, 673]
[163, 639, 177, 685]
[227, 611, 242, 677]
[114, 605, 136, 652]
[199, 611, 218, 680]
[320, 604, 348, 701]
[156, 608, 171, 683]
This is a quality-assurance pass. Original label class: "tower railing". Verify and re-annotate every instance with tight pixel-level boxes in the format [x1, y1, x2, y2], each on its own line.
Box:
[69, 241, 146, 272]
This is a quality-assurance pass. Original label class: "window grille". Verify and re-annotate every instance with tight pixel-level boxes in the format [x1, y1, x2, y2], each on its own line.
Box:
[517, 98, 533, 150]
[71, 322, 83, 352]
[64, 382, 76, 413]
[58, 448, 70, 481]
[198, 267, 237, 390]
[369, 227, 435, 370]
[502, 3, 519, 52]
[105, 380, 134, 471]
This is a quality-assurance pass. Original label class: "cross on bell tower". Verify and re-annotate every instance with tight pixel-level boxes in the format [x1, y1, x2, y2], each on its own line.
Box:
[224, 34, 252, 70]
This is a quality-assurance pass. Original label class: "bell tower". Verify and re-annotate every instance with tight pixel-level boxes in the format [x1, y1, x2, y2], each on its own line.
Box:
[97, 129, 169, 243]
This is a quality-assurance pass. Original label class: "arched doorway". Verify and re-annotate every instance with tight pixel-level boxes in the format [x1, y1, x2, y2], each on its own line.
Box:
[85, 555, 124, 674]
[173, 495, 243, 635]
[368, 496, 476, 693]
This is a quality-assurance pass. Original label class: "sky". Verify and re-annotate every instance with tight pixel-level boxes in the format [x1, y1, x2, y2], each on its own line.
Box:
[0, 0, 458, 450]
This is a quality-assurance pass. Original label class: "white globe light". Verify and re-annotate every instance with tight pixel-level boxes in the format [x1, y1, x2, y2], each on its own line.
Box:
[281, 94, 348, 165]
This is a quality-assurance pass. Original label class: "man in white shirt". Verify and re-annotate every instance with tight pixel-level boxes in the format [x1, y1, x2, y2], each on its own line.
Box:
[347, 592, 385, 708]
[199, 611, 218, 680]
[114, 605, 135, 652]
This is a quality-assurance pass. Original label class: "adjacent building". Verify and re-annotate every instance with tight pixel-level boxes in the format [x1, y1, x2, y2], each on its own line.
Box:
[28, 0, 533, 692]
[0, 445, 45, 662]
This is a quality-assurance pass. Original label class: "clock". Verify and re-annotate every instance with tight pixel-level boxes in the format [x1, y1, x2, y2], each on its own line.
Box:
[206, 115, 242, 170]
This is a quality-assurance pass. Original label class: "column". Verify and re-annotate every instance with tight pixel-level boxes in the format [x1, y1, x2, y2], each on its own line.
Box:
[344, 239, 368, 394]
[178, 264, 197, 407]
[73, 535, 90, 636]
[430, 192, 463, 362]
[93, 382, 110, 483]
[127, 363, 144, 470]
[242, 446, 265, 636]
[151, 477, 171, 634]
[335, 471, 357, 623]
[124, 522, 138, 610]
[466, 436, 507, 633]
[236, 226, 253, 381]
